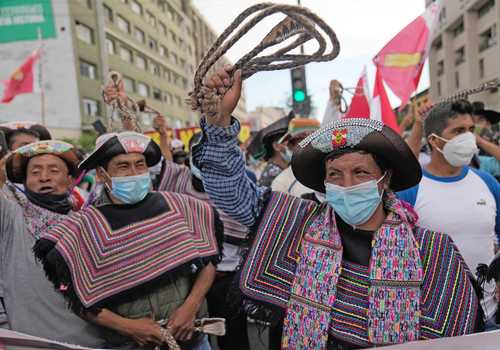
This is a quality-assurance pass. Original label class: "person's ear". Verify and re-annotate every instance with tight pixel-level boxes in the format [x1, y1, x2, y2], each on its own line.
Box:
[96, 167, 110, 185]
[273, 141, 285, 153]
[427, 134, 441, 150]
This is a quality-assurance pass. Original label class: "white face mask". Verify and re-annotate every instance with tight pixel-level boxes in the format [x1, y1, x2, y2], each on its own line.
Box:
[432, 132, 478, 167]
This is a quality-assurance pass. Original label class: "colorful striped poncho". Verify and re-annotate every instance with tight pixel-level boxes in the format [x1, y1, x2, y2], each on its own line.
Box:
[239, 191, 481, 348]
[34, 191, 222, 314]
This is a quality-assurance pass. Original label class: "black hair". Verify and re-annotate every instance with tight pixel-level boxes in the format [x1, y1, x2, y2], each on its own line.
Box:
[263, 132, 286, 161]
[7, 128, 40, 149]
[29, 124, 52, 140]
[424, 100, 473, 140]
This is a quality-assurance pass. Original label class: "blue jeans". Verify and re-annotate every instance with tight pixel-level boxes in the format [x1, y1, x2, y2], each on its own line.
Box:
[185, 335, 211, 350]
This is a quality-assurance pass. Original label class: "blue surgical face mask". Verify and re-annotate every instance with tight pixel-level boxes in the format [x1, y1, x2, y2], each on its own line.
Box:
[281, 148, 293, 163]
[325, 173, 386, 226]
[108, 172, 152, 204]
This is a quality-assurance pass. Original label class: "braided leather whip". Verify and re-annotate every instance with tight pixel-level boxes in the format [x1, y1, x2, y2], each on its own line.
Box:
[188, 3, 341, 117]
[423, 78, 500, 118]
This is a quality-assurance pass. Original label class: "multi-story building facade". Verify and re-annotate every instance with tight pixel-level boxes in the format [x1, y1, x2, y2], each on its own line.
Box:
[427, 0, 500, 109]
[0, 0, 246, 138]
[188, 4, 247, 119]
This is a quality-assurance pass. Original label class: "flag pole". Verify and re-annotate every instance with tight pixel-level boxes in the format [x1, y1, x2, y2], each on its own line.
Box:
[37, 27, 46, 126]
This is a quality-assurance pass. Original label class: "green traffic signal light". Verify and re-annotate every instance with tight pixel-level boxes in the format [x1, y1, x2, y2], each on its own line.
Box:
[293, 89, 306, 102]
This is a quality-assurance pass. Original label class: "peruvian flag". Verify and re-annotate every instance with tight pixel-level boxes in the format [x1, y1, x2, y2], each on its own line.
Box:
[373, 3, 440, 106]
[344, 67, 371, 119]
[372, 68, 399, 132]
[1, 49, 41, 103]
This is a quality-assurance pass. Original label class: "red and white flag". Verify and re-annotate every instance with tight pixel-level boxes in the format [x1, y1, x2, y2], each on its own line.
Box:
[344, 67, 371, 119]
[1, 49, 41, 103]
[372, 67, 399, 132]
[373, 3, 440, 106]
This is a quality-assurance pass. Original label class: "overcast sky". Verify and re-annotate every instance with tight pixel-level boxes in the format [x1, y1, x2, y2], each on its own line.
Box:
[191, 0, 428, 120]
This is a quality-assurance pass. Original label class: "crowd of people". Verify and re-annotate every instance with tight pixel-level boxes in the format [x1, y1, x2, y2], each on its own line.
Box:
[0, 66, 498, 350]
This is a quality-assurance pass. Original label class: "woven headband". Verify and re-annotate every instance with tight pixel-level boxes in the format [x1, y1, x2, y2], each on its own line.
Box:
[188, 3, 340, 117]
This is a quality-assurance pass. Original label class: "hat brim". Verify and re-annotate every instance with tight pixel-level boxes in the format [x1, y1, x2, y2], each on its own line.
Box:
[291, 125, 422, 193]
[79, 136, 161, 170]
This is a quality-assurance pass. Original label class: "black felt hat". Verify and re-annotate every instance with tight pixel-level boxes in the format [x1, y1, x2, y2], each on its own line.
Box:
[79, 132, 161, 170]
[476, 109, 500, 124]
[247, 111, 294, 160]
[291, 118, 422, 193]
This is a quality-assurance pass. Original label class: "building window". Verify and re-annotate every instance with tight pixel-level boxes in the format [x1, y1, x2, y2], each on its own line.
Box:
[136, 55, 146, 70]
[146, 11, 156, 26]
[171, 52, 178, 65]
[150, 62, 160, 76]
[437, 80, 442, 96]
[138, 82, 149, 97]
[131, 0, 142, 15]
[153, 88, 162, 100]
[76, 22, 93, 44]
[104, 5, 113, 22]
[106, 37, 115, 55]
[159, 46, 167, 57]
[134, 27, 145, 43]
[433, 37, 442, 50]
[437, 60, 444, 76]
[123, 76, 135, 92]
[120, 46, 133, 62]
[117, 15, 130, 34]
[455, 47, 465, 66]
[148, 38, 157, 51]
[479, 25, 497, 52]
[439, 6, 446, 23]
[452, 18, 464, 37]
[163, 69, 171, 82]
[479, 58, 485, 79]
[80, 60, 97, 79]
[83, 98, 100, 117]
[478, 0, 495, 18]
[170, 30, 177, 44]
[175, 96, 182, 106]
[163, 92, 171, 104]
[455, 71, 460, 89]
[159, 22, 166, 35]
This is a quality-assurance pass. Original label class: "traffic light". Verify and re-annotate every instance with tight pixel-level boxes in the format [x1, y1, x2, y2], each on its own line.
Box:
[290, 66, 310, 117]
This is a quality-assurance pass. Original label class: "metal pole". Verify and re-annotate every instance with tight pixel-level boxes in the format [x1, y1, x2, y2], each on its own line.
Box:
[37, 27, 46, 126]
[297, 0, 304, 54]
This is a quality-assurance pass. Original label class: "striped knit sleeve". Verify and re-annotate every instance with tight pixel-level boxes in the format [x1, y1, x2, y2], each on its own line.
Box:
[157, 158, 192, 193]
[192, 117, 267, 228]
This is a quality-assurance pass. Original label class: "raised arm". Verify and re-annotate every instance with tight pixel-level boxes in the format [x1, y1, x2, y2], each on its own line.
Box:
[192, 66, 266, 227]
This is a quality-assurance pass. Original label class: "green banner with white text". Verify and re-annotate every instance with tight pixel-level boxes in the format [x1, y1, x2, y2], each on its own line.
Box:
[0, 0, 56, 43]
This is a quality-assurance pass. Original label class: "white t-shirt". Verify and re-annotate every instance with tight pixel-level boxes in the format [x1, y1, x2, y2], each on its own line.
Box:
[271, 166, 314, 197]
[398, 166, 499, 319]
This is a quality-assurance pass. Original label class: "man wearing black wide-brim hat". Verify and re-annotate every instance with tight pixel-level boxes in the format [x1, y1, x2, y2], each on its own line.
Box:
[34, 131, 223, 349]
[191, 66, 483, 349]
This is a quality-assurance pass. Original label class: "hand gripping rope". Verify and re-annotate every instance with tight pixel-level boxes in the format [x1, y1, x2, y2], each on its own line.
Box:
[188, 3, 341, 118]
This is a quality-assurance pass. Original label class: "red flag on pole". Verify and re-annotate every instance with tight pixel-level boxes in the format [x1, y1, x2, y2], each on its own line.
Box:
[372, 68, 399, 132]
[373, 3, 440, 106]
[344, 67, 371, 119]
[1, 49, 40, 103]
